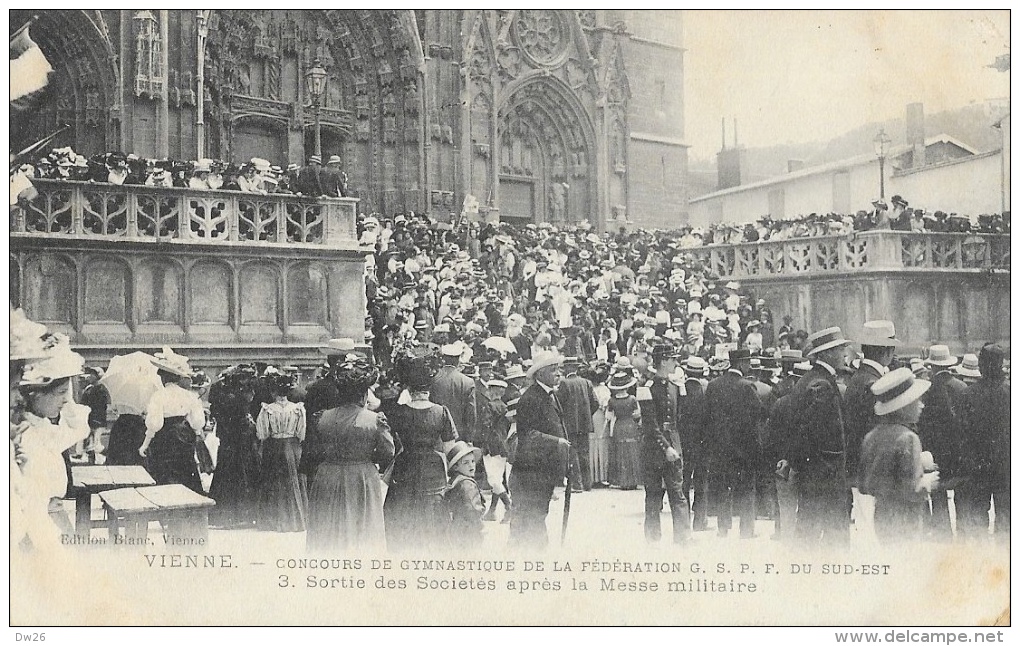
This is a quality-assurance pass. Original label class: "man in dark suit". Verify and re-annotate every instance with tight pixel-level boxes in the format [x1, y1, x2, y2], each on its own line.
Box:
[680, 356, 710, 531]
[787, 327, 852, 546]
[293, 155, 326, 196]
[956, 343, 1010, 544]
[557, 356, 597, 492]
[508, 352, 570, 550]
[324, 155, 348, 197]
[844, 320, 898, 526]
[917, 344, 967, 540]
[430, 344, 477, 443]
[705, 348, 763, 538]
[643, 344, 689, 543]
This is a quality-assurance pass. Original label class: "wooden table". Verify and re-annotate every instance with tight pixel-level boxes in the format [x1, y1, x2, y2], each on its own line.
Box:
[99, 484, 215, 548]
[71, 465, 155, 539]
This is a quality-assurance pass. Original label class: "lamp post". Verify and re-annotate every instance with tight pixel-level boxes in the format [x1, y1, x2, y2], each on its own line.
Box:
[305, 58, 327, 158]
[873, 128, 891, 199]
[195, 10, 210, 159]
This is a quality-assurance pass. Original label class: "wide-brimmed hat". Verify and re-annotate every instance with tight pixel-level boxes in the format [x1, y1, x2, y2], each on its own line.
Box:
[19, 339, 85, 386]
[150, 346, 193, 378]
[326, 155, 342, 166]
[779, 349, 803, 364]
[446, 441, 482, 472]
[684, 356, 708, 375]
[527, 351, 564, 378]
[504, 364, 527, 381]
[954, 354, 981, 378]
[858, 320, 900, 347]
[608, 371, 637, 391]
[925, 344, 957, 367]
[872, 367, 931, 416]
[10, 307, 51, 361]
[320, 338, 357, 356]
[805, 327, 851, 356]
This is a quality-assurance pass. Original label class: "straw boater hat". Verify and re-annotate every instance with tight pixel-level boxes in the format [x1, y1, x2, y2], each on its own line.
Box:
[527, 350, 564, 378]
[608, 371, 637, 391]
[684, 356, 708, 376]
[504, 364, 527, 381]
[792, 361, 812, 377]
[805, 327, 851, 356]
[320, 338, 357, 356]
[446, 441, 482, 473]
[954, 354, 981, 379]
[857, 320, 900, 347]
[779, 349, 803, 364]
[150, 346, 193, 378]
[925, 345, 957, 367]
[872, 367, 931, 416]
[20, 338, 85, 386]
[441, 343, 464, 358]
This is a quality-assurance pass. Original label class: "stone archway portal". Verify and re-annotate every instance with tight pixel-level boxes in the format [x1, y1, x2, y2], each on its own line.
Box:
[497, 78, 594, 225]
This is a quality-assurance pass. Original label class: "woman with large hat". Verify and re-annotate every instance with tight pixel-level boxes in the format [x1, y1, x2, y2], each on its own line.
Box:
[255, 368, 308, 533]
[383, 345, 459, 551]
[859, 368, 939, 543]
[16, 336, 91, 545]
[207, 364, 261, 529]
[138, 347, 206, 493]
[607, 370, 641, 490]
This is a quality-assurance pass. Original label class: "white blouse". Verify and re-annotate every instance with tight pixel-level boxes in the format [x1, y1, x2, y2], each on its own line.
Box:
[144, 383, 206, 440]
[256, 401, 306, 441]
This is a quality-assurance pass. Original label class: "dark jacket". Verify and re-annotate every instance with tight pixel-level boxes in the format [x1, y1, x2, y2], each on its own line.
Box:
[958, 376, 1011, 489]
[705, 370, 763, 467]
[917, 369, 967, 482]
[512, 383, 567, 478]
[843, 361, 885, 482]
[645, 376, 683, 467]
[430, 365, 477, 442]
[786, 361, 847, 483]
[678, 377, 708, 462]
[557, 374, 597, 440]
[294, 163, 326, 196]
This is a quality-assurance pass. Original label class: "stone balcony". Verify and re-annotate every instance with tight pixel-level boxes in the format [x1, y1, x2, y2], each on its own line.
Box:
[686, 230, 1010, 280]
[10, 179, 360, 248]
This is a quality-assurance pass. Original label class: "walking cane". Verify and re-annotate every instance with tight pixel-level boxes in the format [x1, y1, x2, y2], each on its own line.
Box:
[561, 444, 572, 545]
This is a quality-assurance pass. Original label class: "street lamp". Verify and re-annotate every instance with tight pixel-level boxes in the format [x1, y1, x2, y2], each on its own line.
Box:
[873, 128, 891, 199]
[305, 58, 328, 158]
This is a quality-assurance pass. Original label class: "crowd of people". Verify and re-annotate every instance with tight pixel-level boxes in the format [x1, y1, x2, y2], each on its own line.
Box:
[12, 147, 350, 198]
[10, 201, 1010, 554]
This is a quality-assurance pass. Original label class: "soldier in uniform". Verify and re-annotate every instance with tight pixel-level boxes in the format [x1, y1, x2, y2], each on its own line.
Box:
[844, 320, 898, 527]
[787, 327, 852, 546]
[705, 348, 763, 538]
[679, 356, 710, 531]
[508, 352, 570, 550]
[642, 344, 689, 543]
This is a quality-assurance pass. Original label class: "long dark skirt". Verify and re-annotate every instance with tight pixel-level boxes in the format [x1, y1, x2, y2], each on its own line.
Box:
[147, 418, 203, 494]
[105, 414, 146, 466]
[307, 462, 386, 553]
[258, 437, 307, 532]
[209, 439, 260, 528]
[384, 449, 448, 551]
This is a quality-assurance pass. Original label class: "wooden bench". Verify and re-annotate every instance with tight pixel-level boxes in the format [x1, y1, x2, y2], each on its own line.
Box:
[99, 484, 215, 548]
[71, 465, 156, 539]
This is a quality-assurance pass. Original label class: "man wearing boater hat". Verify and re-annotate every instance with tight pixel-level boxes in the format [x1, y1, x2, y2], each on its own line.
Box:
[679, 356, 710, 530]
[786, 326, 852, 545]
[430, 343, 477, 444]
[843, 320, 899, 526]
[642, 343, 690, 543]
[917, 344, 965, 541]
[509, 351, 571, 549]
[557, 356, 597, 492]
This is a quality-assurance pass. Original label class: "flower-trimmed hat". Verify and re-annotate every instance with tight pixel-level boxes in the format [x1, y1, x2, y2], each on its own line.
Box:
[150, 346, 193, 378]
[20, 336, 85, 386]
[10, 306, 50, 361]
[872, 367, 931, 416]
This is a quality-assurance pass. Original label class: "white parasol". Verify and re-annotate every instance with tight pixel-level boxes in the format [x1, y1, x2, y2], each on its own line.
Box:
[98, 351, 162, 412]
[481, 336, 518, 355]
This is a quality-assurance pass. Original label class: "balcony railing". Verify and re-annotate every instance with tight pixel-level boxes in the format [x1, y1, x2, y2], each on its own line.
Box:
[10, 179, 359, 247]
[685, 230, 1010, 279]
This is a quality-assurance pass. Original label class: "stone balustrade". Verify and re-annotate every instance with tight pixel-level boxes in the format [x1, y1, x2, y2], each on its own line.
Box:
[686, 230, 1010, 279]
[11, 179, 360, 247]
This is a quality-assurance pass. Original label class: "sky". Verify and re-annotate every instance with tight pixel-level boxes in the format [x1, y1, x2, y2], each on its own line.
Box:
[682, 10, 1011, 161]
